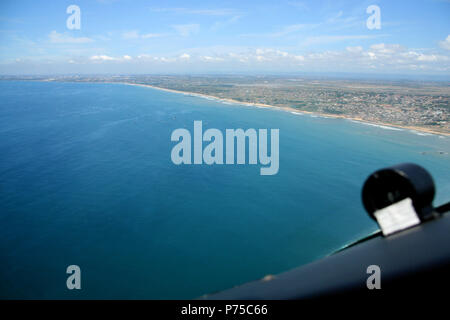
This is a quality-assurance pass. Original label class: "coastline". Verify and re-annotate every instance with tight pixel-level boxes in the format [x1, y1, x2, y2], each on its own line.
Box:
[120, 82, 450, 137]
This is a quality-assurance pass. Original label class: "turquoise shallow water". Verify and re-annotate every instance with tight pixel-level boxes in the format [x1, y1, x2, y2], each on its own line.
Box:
[0, 81, 449, 299]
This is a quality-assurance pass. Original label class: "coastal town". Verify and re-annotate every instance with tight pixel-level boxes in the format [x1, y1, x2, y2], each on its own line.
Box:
[3, 74, 449, 134]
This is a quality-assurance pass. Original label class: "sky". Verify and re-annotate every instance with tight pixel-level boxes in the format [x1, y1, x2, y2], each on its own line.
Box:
[0, 0, 449, 77]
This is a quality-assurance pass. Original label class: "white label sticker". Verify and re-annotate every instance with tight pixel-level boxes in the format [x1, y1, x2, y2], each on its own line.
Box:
[374, 197, 420, 236]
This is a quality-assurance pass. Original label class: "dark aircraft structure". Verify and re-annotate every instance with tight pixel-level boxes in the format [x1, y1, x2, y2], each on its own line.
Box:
[205, 163, 450, 299]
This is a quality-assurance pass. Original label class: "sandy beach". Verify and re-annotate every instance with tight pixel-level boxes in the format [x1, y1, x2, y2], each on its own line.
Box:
[121, 82, 449, 137]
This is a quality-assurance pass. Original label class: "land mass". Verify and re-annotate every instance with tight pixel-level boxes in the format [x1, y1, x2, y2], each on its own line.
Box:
[2, 74, 449, 135]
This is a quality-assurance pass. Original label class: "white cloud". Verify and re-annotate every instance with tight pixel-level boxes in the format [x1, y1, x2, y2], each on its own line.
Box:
[49, 31, 94, 44]
[276, 50, 289, 57]
[90, 55, 116, 61]
[417, 54, 438, 62]
[256, 55, 269, 62]
[227, 48, 305, 64]
[151, 8, 237, 16]
[416, 53, 448, 62]
[439, 35, 450, 50]
[269, 24, 311, 37]
[122, 30, 139, 39]
[201, 56, 225, 62]
[287, 1, 309, 10]
[172, 24, 200, 37]
[302, 35, 381, 46]
[156, 57, 176, 63]
[57, 43, 449, 74]
[89, 54, 136, 62]
[137, 54, 152, 59]
[346, 46, 363, 53]
[367, 52, 376, 60]
[241, 11, 362, 39]
[141, 33, 162, 39]
[122, 30, 163, 39]
[369, 43, 404, 54]
[242, 24, 314, 38]
[211, 15, 241, 31]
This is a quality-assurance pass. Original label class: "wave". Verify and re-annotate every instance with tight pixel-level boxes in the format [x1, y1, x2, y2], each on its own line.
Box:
[365, 123, 403, 131]
[409, 130, 434, 136]
[347, 119, 403, 131]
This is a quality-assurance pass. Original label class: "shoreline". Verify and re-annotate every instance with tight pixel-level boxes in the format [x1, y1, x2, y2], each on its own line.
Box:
[120, 82, 449, 137]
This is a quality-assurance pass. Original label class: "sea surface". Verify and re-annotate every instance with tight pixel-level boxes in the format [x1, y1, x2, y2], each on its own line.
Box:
[0, 81, 449, 299]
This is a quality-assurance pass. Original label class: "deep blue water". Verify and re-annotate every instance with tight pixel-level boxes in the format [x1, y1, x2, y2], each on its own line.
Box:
[0, 81, 449, 299]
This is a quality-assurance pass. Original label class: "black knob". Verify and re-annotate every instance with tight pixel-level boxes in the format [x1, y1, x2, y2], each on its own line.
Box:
[362, 163, 435, 221]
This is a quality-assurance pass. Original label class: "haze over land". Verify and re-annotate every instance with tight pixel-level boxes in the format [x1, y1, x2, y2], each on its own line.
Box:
[5, 74, 447, 135]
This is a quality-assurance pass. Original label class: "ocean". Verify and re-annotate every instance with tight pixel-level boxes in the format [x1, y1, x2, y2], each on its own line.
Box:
[0, 80, 449, 299]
